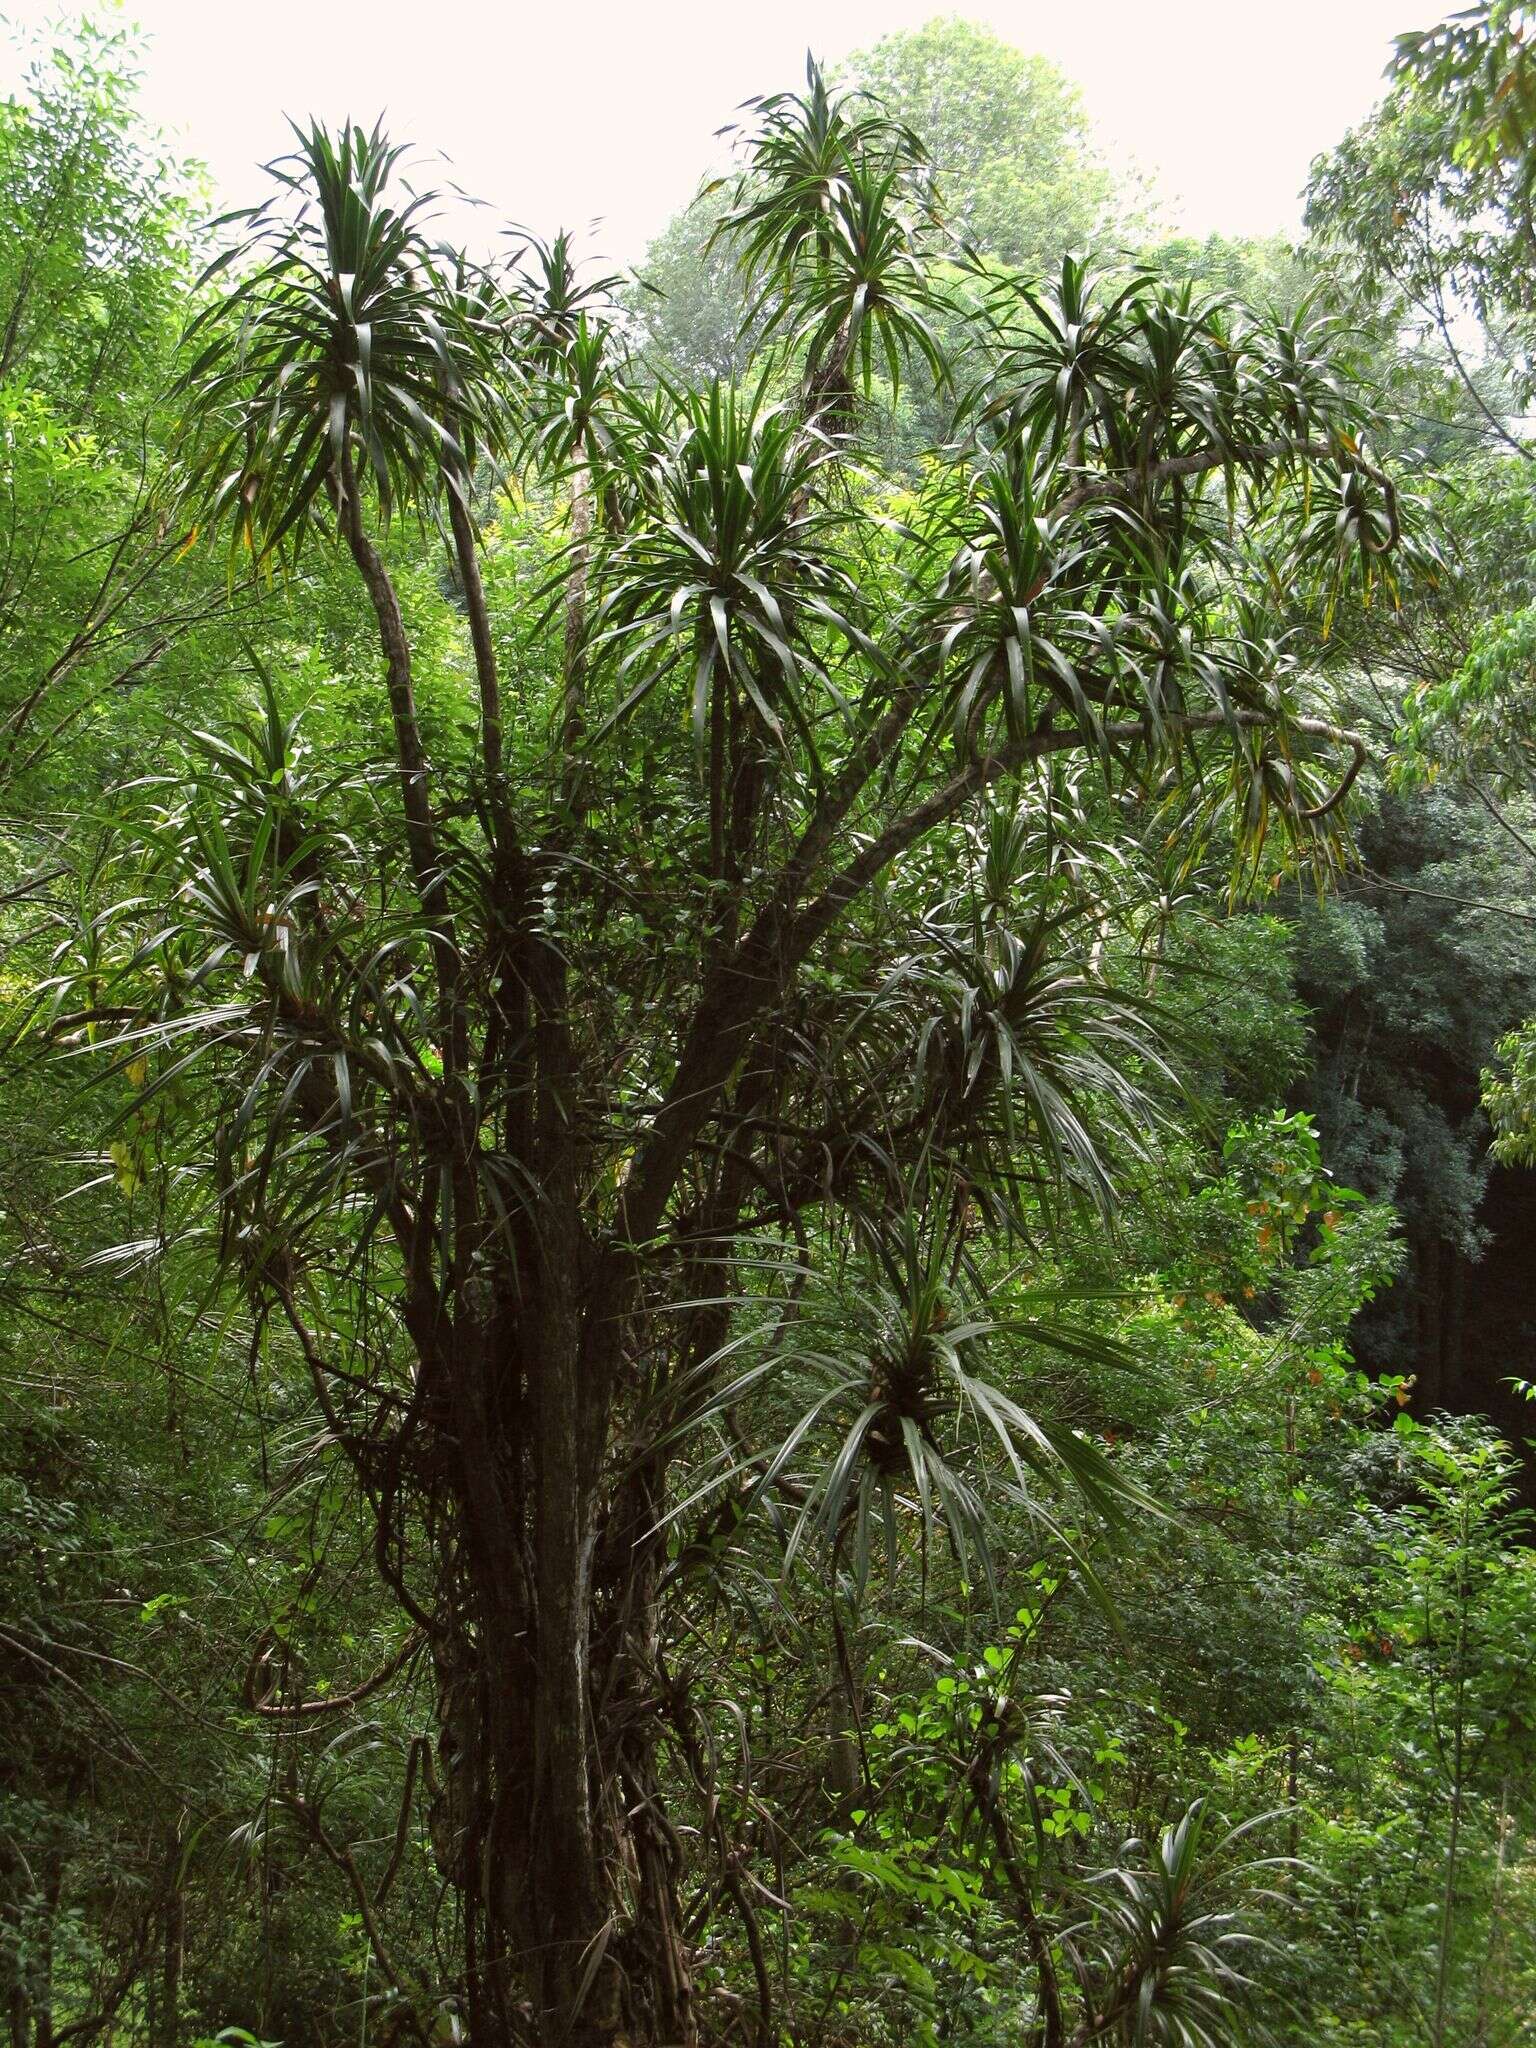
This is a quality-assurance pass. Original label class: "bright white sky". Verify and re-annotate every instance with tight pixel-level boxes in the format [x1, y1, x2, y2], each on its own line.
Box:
[3, 0, 1432, 261]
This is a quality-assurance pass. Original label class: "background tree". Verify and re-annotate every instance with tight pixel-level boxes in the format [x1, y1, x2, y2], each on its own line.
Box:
[1304, 1, 1536, 1437]
[840, 17, 1126, 268]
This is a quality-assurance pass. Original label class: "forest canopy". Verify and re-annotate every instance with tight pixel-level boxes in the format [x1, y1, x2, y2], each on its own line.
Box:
[2, 10, 1536, 2048]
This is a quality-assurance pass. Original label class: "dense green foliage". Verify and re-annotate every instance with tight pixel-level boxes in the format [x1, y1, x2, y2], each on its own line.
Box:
[0, 13, 1533, 2048]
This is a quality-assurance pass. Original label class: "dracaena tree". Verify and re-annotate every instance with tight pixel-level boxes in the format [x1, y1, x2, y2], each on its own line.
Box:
[32, 64, 1406, 2048]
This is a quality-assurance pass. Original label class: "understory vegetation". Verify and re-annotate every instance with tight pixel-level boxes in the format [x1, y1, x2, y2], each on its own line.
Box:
[2, 7, 1536, 2045]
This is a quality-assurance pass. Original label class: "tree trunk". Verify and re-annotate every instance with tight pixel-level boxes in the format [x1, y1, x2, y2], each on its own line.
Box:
[157, 1883, 182, 2048]
[430, 1253, 687, 2043]
[30, 1846, 60, 2048]
[443, 461, 504, 789]
[324, 429, 699, 2048]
